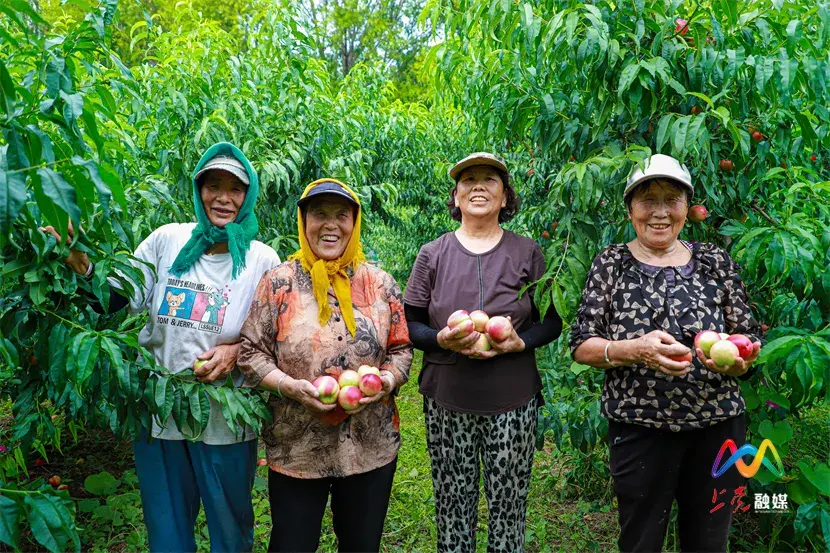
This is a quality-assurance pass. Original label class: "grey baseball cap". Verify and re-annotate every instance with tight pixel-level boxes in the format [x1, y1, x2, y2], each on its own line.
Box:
[449, 152, 509, 181]
[625, 154, 693, 198]
[194, 155, 250, 186]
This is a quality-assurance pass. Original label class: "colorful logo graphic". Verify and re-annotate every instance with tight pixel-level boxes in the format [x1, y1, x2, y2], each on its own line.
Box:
[712, 438, 785, 479]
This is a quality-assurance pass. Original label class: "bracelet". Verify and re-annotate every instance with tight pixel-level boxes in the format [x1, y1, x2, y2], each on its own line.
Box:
[604, 341, 616, 367]
[83, 261, 94, 280]
[276, 373, 288, 398]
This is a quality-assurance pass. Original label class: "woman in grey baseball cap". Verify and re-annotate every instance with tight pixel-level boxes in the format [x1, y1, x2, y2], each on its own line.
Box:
[40, 142, 281, 552]
[570, 153, 763, 552]
[404, 152, 562, 552]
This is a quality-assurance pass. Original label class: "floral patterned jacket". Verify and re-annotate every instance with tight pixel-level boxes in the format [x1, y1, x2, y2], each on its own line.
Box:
[238, 260, 413, 478]
[570, 242, 762, 432]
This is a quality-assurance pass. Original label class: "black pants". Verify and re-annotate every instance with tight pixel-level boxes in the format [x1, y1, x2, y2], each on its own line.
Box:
[608, 416, 746, 553]
[267, 458, 397, 553]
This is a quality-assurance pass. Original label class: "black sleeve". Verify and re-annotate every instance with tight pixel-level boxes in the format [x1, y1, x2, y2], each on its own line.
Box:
[88, 286, 131, 315]
[518, 300, 563, 350]
[404, 303, 443, 353]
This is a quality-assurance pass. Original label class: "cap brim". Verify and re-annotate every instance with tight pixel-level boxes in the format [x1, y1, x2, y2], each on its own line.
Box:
[624, 174, 694, 198]
[296, 189, 359, 208]
[449, 157, 508, 180]
[195, 165, 250, 186]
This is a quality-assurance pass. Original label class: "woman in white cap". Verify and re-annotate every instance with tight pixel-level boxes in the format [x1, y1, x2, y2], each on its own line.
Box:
[40, 142, 281, 552]
[404, 152, 562, 553]
[570, 154, 763, 552]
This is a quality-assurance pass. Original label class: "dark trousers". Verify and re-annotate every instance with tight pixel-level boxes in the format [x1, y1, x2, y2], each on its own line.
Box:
[267, 458, 397, 553]
[608, 416, 746, 553]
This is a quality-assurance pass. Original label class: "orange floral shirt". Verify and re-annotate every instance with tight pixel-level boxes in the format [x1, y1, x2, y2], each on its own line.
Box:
[238, 260, 412, 478]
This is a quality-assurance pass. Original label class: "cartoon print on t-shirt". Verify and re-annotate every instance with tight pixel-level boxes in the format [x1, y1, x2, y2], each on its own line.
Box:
[158, 287, 194, 318]
[157, 279, 231, 334]
[200, 289, 230, 325]
[165, 291, 187, 317]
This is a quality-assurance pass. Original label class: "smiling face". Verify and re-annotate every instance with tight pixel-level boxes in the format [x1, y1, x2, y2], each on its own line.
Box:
[454, 165, 507, 223]
[627, 179, 689, 249]
[199, 170, 247, 228]
[304, 195, 356, 261]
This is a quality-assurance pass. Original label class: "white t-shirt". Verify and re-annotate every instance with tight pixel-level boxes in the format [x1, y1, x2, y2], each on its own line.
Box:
[111, 223, 280, 444]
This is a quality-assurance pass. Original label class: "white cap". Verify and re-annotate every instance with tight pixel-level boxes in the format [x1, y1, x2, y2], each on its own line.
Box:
[194, 155, 250, 186]
[625, 154, 693, 198]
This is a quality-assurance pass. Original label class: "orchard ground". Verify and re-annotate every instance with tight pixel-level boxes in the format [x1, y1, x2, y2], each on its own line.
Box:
[3, 351, 788, 553]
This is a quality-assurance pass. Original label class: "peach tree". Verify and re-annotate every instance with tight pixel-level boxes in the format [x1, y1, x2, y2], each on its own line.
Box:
[0, 1, 470, 549]
[425, 0, 829, 549]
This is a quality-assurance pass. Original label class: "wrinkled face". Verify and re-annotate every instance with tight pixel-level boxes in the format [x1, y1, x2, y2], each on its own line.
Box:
[304, 195, 356, 261]
[628, 179, 688, 249]
[454, 165, 506, 222]
[200, 170, 246, 228]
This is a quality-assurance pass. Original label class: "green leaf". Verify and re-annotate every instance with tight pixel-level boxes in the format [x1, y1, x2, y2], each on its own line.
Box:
[671, 116, 690, 158]
[0, 169, 27, 236]
[36, 168, 81, 229]
[655, 114, 673, 153]
[821, 508, 830, 552]
[7, 0, 49, 26]
[75, 336, 100, 385]
[172, 385, 186, 431]
[45, 57, 66, 99]
[189, 387, 211, 436]
[740, 381, 760, 410]
[3, 128, 30, 170]
[757, 335, 803, 364]
[765, 391, 790, 410]
[570, 362, 592, 376]
[0, 495, 21, 550]
[84, 471, 118, 495]
[23, 494, 77, 553]
[788, 478, 818, 505]
[0, 59, 16, 117]
[617, 63, 639, 98]
[786, 20, 802, 54]
[758, 419, 793, 445]
[798, 461, 830, 497]
[59, 91, 84, 129]
[70, 157, 112, 216]
[48, 324, 68, 392]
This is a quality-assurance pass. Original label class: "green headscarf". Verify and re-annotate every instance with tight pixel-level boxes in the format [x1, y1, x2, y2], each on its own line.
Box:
[169, 142, 259, 280]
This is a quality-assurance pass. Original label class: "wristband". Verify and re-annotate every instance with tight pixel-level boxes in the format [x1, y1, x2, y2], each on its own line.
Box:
[83, 261, 94, 280]
[276, 373, 288, 398]
[604, 341, 616, 367]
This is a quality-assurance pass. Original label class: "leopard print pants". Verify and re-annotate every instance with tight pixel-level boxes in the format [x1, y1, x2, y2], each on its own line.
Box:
[424, 395, 538, 553]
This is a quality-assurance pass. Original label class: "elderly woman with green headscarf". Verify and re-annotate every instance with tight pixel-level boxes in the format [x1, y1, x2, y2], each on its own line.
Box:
[40, 142, 281, 552]
[237, 178, 413, 553]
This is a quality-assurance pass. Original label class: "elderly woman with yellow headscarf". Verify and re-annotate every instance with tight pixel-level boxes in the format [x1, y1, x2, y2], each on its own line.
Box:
[237, 179, 413, 553]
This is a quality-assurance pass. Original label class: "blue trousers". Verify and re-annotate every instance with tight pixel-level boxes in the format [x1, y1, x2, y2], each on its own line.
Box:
[133, 432, 258, 553]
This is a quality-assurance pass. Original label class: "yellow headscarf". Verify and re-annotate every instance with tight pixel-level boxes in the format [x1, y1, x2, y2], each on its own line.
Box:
[288, 179, 366, 336]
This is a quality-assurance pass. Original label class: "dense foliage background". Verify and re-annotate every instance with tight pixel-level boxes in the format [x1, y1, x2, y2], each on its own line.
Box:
[0, 0, 828, 551]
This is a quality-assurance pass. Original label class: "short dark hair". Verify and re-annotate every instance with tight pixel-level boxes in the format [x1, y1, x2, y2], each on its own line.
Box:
[446, 168, 520, 223]
[624, 178, 692, 212]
